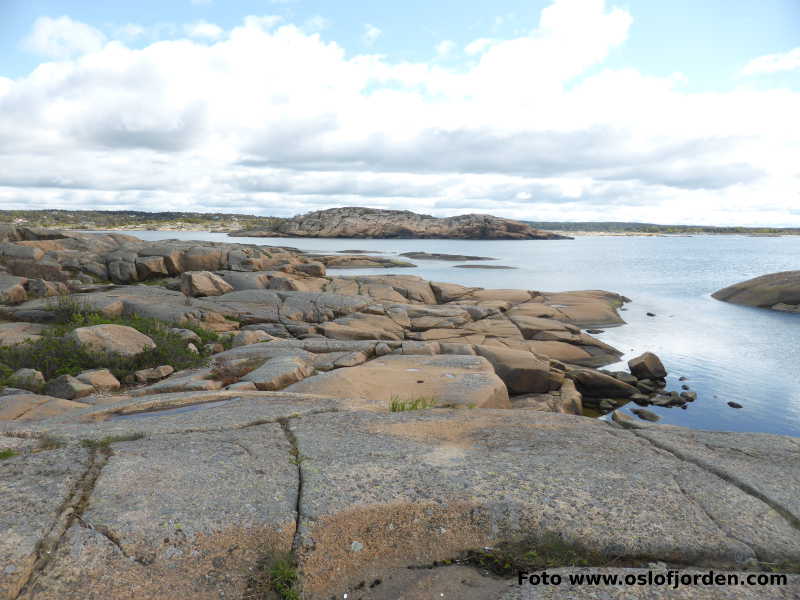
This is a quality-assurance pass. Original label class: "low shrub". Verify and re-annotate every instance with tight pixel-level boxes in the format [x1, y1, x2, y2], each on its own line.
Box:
[0, 295, 212, 383]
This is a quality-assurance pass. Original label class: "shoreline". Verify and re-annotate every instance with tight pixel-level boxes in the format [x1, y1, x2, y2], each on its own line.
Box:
[67, 226, 800, 238]
[0, 227, 798, 599]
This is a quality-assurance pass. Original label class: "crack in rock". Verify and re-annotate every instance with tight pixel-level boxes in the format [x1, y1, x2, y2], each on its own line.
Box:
[15, 447, 110, 599]
[632, 430, 800, 534]
[670, 475, 760, 562]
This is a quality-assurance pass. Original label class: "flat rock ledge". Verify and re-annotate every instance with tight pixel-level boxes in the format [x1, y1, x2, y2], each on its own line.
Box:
[2, 406, 799, 599]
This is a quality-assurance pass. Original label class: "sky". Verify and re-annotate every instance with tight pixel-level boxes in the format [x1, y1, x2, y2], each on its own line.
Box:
[0, 0, 798, 225]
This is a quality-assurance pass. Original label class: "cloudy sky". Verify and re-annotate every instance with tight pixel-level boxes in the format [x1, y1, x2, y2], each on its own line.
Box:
[1, 0, 798, 225]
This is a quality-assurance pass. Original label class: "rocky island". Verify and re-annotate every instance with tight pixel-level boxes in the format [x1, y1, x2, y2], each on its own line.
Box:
[230, 207, 571, 240]
[0, 226, 798, 599]
[713, 271, 800, 313]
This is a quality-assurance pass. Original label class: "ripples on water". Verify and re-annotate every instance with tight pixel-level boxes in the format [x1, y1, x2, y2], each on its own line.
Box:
[96, 231, 800, 436]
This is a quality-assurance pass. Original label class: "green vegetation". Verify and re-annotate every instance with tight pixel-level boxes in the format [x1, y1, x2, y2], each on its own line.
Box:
[526, 221, 800, 235]
[389, 395, 437, 412]
[0, 295, 210, 384]
[80, 433, 146, 449]
[0, 209, 284, 232]
[0, 448, 18, 460]
[462, 534, 623, 576]
[244, 552, 300, 600]
[177, 320, 232, 349]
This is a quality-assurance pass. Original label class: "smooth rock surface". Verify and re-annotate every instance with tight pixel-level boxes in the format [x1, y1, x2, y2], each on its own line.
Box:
[66, 324, 157, 357]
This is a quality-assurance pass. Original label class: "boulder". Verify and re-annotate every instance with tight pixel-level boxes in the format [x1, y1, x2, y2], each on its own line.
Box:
[0, 242, 44, 261]
[182, 246, 225, 271]
[67, 324, 157, 357]
[0, 322, 45, 346]
[137, 246, 184, 275]
[168, 327, 202, 344]
[129, 368, 223, 396]
[240, 356, 314, 391]
[474, 345, 561, 395]
[134, 365, 175, 383]
[285, 354, 509, 409]
[628, 351, 667, 379]
[231, 330, 273, 347]
[0, 393, 90, 420]
[0, 275, 28, 304]
[567, 368, 638, 398]
[294, 261, 326, 277]
[76, 369, 121, 392]
[134, 256, 169, 279]
[180, 271, 235, 297]
[44, 375, 95, 400]
[26, 278, 69, 297]
[107, 260, 138, 283]
[7, 368, 45, 390]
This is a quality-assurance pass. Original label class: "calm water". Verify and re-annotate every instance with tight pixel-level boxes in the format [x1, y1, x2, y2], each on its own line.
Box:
[97, 231, 800, 436]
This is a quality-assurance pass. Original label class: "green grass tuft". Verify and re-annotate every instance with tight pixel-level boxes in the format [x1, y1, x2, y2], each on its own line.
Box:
[244, 552, 300, 600]
[389, 395, 437, 412]
[0, 448, 18, 460]
[80, 433, 146, 450]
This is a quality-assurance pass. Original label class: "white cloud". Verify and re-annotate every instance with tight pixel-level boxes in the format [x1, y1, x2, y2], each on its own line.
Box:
[362, 24, 381, 46]
[742, 47, 800, 75]
[184, 21, 224, 40]
[2, 1, 799, 225]
[116, 23, 146, 40]
[22, 16, 106, 59]
[304, 15, 330, 32]
[436, 40, 456, 57]
[464, 38, 493, 56]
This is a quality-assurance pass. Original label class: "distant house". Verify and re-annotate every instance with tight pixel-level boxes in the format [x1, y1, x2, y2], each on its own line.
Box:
[13, 218, 28, 224]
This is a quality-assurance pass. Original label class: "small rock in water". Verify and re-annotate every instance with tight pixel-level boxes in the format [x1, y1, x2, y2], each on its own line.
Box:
[678, 376, 688, 381]
[646, 312, 656, 317]
[586, 329, 605, 334]
[632, 408, 660, 422]
[728, 401, 743, 409]
[681, 384, 690, 390]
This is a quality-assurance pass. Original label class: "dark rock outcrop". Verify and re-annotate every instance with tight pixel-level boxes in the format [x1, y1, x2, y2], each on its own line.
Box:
[230, 207, 571, 240]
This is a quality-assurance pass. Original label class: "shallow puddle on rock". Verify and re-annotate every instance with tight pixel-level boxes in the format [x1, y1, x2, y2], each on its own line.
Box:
[110, 399, 234, 420]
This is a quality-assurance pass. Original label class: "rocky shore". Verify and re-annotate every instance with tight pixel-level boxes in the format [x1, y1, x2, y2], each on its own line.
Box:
[230, 207, 571, 240]
[713, 271, 800, 313]
[0, 226, 798, 599]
